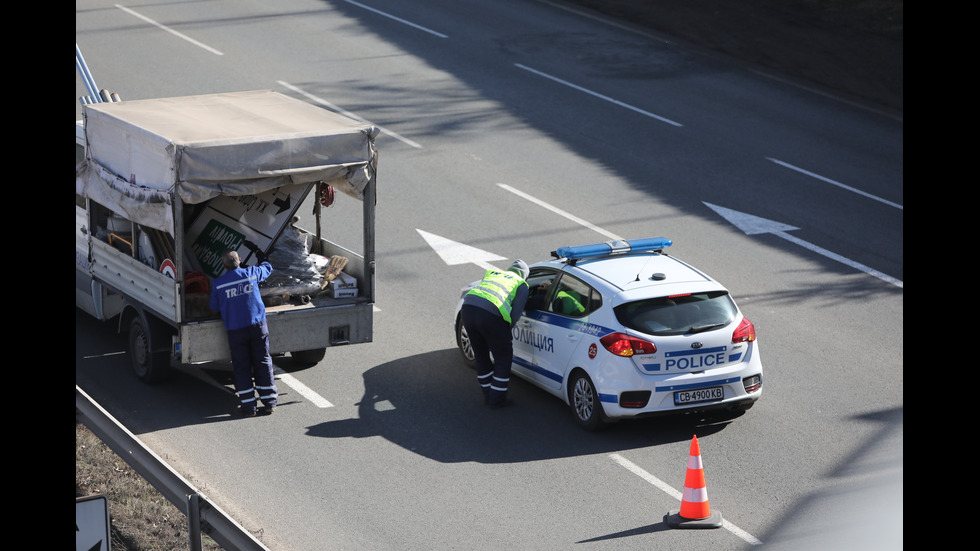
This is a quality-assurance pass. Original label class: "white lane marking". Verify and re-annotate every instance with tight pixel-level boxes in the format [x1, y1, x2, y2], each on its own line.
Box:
[344, 0, 448, 38]
[499, 182, 902, 288]
[767, 158, 903, 210]
[534, 0, 900, 121]
[275, 368, 334, 408]
[514, 64, 682, 127]
[173, 364, 332, 408]
[609, 454, 763, 546]
[496, 183, 623, 240]
[780, 231, 903, 288]
[609, 453, 682, 498]
[115, 4, 224, 56]
[278, 80, 423, 149]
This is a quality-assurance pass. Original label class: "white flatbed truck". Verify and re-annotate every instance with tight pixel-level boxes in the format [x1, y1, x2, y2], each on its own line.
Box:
[75, 88, 379, 382]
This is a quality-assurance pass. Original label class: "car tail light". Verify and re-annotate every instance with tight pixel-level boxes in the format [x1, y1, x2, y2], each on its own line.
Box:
[732, 317, 756, 343]
[599, 332, 657, 357]
[743, 374, 762, 393]
[620, 391, 652, 408]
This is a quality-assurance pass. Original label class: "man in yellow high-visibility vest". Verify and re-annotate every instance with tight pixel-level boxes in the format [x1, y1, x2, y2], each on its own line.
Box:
[460, 260, 530, 409]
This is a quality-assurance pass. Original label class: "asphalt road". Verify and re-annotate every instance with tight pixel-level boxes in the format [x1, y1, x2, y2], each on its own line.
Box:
[76, 1, 903, 550]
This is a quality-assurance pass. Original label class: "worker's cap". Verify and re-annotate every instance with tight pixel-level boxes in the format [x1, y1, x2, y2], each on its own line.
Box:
[508, 259, 529, 279]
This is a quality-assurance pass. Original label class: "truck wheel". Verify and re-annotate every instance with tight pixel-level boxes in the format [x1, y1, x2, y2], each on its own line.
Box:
[291, 348, 326, 365]
[129, 316, 171, 383]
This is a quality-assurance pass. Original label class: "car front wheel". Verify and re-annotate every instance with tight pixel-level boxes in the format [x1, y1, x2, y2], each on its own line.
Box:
[455, 316, 476, 368]
[569, 371, 606, 431]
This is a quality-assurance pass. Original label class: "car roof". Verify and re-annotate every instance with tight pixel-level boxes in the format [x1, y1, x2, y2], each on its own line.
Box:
[575, 253, 721, 292]
[533, 237, 728, 305]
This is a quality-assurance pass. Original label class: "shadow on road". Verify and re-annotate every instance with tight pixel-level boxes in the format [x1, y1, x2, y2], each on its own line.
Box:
[304, 347, 745, 464]
[756, 406, 903, 550]
[76, 309, 747, 460]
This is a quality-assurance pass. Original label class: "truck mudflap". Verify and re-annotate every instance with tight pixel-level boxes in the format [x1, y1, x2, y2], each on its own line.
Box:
[178, 301, 374, 364]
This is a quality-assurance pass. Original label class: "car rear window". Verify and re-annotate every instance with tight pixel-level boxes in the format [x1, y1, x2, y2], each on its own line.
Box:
[614, 291, 736, 336]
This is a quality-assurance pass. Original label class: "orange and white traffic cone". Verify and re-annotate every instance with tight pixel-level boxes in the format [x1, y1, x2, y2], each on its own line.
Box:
[667, 435, 724, 529]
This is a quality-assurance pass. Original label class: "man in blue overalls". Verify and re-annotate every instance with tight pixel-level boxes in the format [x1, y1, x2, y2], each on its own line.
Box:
[209, 242, 279, 417]
[460, 260, 530, 409]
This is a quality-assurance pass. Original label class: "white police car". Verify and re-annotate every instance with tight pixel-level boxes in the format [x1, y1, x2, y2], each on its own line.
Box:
[454, 237, 763, 430]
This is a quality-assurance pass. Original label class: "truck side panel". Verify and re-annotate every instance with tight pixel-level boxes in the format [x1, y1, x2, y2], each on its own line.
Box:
[90, 237, 179, 323]
[179, 302, 373, 364]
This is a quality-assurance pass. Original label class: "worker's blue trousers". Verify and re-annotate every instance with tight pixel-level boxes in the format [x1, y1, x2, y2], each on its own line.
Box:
[227, 319, 278, 413]
[460, 305, 513, 406]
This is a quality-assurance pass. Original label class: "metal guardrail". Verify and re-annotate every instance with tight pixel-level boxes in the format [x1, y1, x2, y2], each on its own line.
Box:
[76, 386, 272, 551]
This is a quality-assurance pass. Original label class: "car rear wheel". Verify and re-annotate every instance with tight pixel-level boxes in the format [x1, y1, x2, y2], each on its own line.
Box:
[569, 371, 606, 431]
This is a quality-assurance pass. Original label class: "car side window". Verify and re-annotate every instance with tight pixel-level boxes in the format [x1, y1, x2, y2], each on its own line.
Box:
[550, 274, 600, 318]
[525, 270, 559, 311]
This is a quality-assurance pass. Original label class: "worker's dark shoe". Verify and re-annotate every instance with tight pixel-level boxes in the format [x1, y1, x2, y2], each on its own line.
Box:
[259, 405, 276, 415]
[487, 399, 514, 410]
[237, 407, 257, 417]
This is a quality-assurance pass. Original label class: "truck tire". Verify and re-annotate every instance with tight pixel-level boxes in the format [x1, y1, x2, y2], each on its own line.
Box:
[291, 348, 326, 365]
[129, 316, 171, 383]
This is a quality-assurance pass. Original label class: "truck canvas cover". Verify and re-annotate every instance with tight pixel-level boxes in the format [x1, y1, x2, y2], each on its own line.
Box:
[76, 90, 379, 235]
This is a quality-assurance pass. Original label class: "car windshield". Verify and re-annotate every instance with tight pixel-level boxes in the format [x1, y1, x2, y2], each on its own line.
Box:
[614, 291, 736, 336]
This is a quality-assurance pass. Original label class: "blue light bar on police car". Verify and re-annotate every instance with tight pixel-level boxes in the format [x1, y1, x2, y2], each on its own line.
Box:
[555, 237, 672, 260]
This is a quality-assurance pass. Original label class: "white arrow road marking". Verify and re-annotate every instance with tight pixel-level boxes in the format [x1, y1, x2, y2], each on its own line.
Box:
[416, 229, 506, 271]
[704, 202, 902, 288]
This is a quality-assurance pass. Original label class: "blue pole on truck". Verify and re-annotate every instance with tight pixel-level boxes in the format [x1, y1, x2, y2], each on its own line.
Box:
[76, 44, 101, 103]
